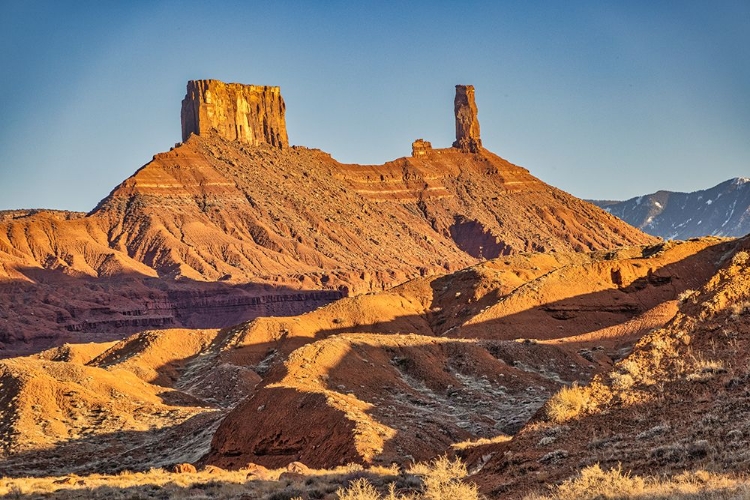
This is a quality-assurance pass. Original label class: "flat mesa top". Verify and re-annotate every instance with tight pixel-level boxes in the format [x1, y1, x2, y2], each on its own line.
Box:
[187, 79, 281, 93]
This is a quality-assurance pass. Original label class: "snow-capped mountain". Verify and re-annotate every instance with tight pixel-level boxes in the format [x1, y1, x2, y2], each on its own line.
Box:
[591, 177, 750, 240]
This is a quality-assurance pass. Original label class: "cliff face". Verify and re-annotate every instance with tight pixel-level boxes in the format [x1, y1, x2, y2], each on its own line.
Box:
[181, 80, 288, 148]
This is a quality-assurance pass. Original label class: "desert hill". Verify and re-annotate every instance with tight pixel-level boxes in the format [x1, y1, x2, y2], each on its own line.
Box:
[472, 234, 750, 498]
[592, 177, 750, 239]
[204, 236, 735, 471]
[0, 80, 654, 353]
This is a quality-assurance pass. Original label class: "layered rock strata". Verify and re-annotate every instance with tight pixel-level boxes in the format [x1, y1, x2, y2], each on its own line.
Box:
[181, 80, 288, 148]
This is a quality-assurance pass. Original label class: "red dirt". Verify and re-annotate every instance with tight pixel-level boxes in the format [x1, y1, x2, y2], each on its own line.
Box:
[0, 236, 743, 485]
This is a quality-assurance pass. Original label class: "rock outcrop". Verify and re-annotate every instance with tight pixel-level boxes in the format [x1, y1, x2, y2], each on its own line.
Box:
[204, 237, 736, 470]
[181, 80, 288, 148]
[453, 84, 482, 152]
[0, 236, 740, 479]
[473, 235, 750, 498]
[411, 139, 432, 157]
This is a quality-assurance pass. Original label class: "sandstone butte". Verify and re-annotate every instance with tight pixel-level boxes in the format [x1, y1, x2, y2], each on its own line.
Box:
[0, 79, 653, 354]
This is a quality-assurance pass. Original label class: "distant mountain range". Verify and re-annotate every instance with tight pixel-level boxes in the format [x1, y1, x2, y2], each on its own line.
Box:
[591, 177, 750, 240]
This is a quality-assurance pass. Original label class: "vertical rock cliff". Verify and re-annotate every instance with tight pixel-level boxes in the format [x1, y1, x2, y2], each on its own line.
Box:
[181, 80, 289, 148]
[453, 84, 482, 152]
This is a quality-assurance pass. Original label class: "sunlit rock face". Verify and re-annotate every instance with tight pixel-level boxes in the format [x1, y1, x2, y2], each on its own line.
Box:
[181, 79, 289, 148]
[452, 84, 482, 153]
[411, 138, 432, 157]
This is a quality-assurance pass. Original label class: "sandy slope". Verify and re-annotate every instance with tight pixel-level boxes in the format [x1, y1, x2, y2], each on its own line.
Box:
[0, 236, 740, 487]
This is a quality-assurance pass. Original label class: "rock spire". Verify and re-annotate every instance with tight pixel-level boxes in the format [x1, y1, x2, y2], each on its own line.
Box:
[452, 85, 482, 153]
[181, 80, 289, 148]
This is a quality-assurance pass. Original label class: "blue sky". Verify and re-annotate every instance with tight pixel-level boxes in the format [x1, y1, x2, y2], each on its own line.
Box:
[1, 1, 748, 211]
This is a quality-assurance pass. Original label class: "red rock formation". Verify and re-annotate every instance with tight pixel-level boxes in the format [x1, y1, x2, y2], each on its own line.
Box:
[0, 80, 657, 351]
[204, 237, 736, 470]
[181, 80, 288, 148]
[453, 85, 482, 152]
[411, 138, 432, 157]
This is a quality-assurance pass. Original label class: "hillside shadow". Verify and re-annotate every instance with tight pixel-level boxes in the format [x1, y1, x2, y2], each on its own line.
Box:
[309, 241, 731, 345]
[203, 328, 598, 474]
[0, 241, 740, 482]
[0, 413, 223, 479]
[475, 351, 750, 499]
[454, 243, 729, 343]
[0, 265, 343, 358]
[110, 241, 740, 472]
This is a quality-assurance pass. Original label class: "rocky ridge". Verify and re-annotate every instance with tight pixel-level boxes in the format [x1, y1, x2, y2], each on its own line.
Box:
[0, 239, 736, 475]
[0, 236, 740, 485]
[203, 236, 735, 471]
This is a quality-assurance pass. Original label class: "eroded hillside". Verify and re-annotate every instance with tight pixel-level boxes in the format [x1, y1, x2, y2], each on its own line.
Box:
[473, 235, 750, 498]
[0, 236, 738, 483]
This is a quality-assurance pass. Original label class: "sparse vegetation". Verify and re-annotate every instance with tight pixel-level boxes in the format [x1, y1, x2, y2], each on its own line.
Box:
[0, 458, 484, 500]
[450, 434, 511, 451]
[730, 300, 750, 317]
[524, 464, 750, 500]
[686, 356, 727, 382]
[336, 478, 382, 500]
[335, 456, 481, 500]
[545, 383, 596, 423]
[678, 289, 699, 304]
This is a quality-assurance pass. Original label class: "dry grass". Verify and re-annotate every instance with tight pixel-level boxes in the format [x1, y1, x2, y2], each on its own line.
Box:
[0, 464, 373, 499]
[545, 383, 596, 423]
[0, 467, 267, 499]
[730, 300, 750, 317]
[450, 434, 512, 451]
[524, 464, 750, 500]
[0, 458, 482, 499]
[677, 289, 699, 305]
[336, 478, 383, 500]
[685, 356, 727, 382]
[336, 456, 481, 500]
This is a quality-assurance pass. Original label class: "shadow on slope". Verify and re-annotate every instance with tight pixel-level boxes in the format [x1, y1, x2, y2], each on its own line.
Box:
[200, 239, 744, 472]
[303, 239, 734, 349]
[0, 413, 222, 478]
[472, 238, 750, 499]
[0, 265, 342, 358]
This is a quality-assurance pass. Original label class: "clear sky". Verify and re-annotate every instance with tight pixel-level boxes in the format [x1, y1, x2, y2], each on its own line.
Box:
[1, 1, 748, 211]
